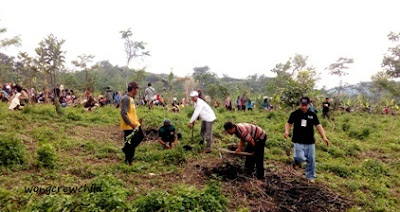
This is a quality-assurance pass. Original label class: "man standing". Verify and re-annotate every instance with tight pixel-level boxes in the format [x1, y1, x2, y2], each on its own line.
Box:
[224, 121, 267, 179]
[322, 97, 330, 119]
[188, 91, 216, 153]
[120, 82, 144, 165]
[144, 82, 156, 110]
[284, 97, 329, 183]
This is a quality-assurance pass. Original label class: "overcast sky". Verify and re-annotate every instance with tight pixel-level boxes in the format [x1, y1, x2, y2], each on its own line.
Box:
[1, 0, 399, 88]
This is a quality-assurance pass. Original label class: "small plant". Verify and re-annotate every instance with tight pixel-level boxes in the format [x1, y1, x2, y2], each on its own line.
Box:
[37, 144, 57, 169]
[342, 123, 351, 132]
[0, 134, 26, 167]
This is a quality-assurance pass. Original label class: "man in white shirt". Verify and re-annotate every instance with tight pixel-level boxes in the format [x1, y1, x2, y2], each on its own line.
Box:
[188, 91, 216, 153]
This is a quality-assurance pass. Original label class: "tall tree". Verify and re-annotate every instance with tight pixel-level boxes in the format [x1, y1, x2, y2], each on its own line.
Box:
[326, 57, 354, 94]
[382, 32, 400, 78]
[120, 28, 150, 87]
[71, 54, 95, 91]
[35, 34, 65, 114]
[0, 22, 21, 49]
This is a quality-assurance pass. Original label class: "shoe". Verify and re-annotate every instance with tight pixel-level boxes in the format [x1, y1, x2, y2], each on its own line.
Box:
[308, 179, 316, 183]
[205, 147, 211, 153]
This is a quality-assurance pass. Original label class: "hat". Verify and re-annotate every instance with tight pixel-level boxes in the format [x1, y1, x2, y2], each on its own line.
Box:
[190, 91, 199, 97]
[163, 119, 172, 125]
[299, 97, 310, 105]
[128, 82, 140, 90]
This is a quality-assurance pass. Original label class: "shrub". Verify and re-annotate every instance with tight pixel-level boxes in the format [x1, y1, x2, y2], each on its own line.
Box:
[348, 128, 370, 140]
[133, 180, 228, 212]
[320, 162, 354, 178]
[361, 159, 389, 177]
[0, 134, 26, 167]
[342, 123, 351, 132]
[37, 144, 57, 169]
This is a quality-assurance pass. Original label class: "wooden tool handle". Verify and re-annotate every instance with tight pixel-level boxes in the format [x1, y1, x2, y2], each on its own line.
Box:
[218, 148, 254, 156]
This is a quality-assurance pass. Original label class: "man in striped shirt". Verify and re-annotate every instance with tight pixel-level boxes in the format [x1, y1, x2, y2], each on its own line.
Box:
[224, 121, 267, 179]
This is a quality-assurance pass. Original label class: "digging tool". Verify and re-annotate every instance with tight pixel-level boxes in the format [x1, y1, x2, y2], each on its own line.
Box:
[218, 148, 254, 156]
[191, 126, 194, 142]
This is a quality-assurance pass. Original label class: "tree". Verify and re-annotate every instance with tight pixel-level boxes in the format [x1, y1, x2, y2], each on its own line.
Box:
[120, 28, 150, 87]
[35, 34, 65, 114]
[326, 57, 354, 94]
[267, 54, 317, 108]
[382, 32, 400, 78]
[0, 22, 21, 49]
[72, 54, 95, 91]
[192, 66, 216, 89]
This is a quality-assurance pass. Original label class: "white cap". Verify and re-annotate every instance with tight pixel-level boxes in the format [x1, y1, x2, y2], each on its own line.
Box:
[190, 91, 199, 97]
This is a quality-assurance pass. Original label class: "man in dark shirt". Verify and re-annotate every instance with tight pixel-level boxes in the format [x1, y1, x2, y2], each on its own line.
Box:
[284, 97, 329, 183]
[322, 97, 330, 119]
[158, 119, 178, 149]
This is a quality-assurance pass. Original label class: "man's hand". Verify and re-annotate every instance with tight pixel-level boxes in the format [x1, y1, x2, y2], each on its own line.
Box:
[138, 118, 143, 124]
[323, 137, 329, 146]
[283, 132, 289, 139]
[188, 122, 194, 128]
[130, 123, 136, 129]
[235, 147, 241, 154]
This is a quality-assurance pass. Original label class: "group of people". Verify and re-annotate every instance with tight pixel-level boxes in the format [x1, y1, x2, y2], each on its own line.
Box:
[119, 81, 329, 183]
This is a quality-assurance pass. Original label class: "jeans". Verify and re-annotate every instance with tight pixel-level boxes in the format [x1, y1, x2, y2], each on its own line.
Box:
[200, 121, 213, 149]
[293, 143, 316, 180]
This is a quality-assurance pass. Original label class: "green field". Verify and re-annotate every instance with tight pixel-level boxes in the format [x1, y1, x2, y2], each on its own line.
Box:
[1, 102, 399, 211]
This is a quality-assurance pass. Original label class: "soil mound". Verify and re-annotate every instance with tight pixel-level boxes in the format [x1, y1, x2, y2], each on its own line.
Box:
[204, 160, 353, 212]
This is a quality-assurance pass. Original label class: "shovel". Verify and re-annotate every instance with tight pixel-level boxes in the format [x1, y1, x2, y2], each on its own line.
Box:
[218, 148, 254, 156]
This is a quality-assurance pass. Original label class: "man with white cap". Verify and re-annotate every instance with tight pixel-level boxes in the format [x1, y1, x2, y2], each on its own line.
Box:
[188, 90, 216, 153]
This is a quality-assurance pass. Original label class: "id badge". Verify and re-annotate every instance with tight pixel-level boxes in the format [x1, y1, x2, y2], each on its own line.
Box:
[301, 119, 307, 127]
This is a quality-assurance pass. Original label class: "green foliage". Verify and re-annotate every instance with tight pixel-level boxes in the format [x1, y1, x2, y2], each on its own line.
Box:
[319, 162, 354, 178]
[37, 144, 57, 169]
[361, 159, 389, 177]
[348, 128, 370, 140]
[0, 134, 26, 167]
[342, 122, 351, 132]
[133, 180, 228, 212]
[29, 175, 129, 211]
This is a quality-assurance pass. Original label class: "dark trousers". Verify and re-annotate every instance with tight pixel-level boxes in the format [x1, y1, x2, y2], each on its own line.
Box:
[122, 127, 144, 163]
[322, 111, 330, 119]
[244, 136, 267, 179]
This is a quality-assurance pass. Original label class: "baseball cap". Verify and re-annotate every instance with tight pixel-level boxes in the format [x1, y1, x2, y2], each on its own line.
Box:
[299, 97, 310, 105]
[190, 91, 199, 97]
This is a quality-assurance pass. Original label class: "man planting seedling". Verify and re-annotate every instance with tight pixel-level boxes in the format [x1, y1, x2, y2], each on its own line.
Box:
[223, 121, 267, 180]
[284, 97, 329, 183]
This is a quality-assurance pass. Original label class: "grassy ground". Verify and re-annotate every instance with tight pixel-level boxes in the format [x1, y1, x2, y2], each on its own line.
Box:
[0, 102, 399, 211]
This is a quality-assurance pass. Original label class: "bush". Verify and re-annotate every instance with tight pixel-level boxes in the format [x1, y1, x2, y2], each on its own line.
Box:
[342, 123, 351, 132]
[0, 134, 26, 167]
[361, 159, 389, 177]
[320, 162, 354, 178]
[133, 180, 228, 212]
[37, 144, 57, 169]
[348, 128, 370, 140]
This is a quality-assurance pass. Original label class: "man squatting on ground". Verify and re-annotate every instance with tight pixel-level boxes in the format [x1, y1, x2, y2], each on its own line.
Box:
[188, 91, 216, 153]
[158, 119, 178, 149]
[120, 82, 144, 165]
[284, 97, 329, 183]
[224, 122, 267, 180]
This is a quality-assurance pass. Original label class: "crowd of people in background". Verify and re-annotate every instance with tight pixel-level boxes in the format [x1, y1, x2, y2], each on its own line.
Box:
[2, 81, 399, 117]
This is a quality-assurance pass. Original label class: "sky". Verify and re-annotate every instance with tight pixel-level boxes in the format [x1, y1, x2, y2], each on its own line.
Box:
[1, 0, 399, 89]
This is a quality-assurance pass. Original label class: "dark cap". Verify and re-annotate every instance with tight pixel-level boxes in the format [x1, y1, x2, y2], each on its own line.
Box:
[127, 82, 140, 91]
[163, 119, 172, 125]
[299, 97, 310, 105]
